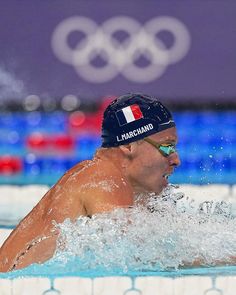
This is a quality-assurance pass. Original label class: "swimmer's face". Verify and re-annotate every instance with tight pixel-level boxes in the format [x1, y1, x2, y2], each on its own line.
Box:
[123, 127, 180, 194]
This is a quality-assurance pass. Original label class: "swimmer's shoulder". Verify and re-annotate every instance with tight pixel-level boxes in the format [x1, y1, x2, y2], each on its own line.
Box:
[70, 157, 131, 193]
[35, 160, 92, 214]
[75, 158, 134, 215]
[43, 158, 106, 201]
[45, 157, 133, 216]
[61, 157, 115, 184]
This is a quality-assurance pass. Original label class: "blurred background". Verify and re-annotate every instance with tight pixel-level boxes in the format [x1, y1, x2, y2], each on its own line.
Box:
[0, 0, 235, 187]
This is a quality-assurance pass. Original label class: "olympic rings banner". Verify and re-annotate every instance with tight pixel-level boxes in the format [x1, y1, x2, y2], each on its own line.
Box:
[0, 1, 235, 101]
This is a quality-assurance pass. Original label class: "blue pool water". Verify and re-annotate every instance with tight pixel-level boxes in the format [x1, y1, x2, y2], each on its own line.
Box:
[2, 261, 236, 280]
[0, 111, 235, 185]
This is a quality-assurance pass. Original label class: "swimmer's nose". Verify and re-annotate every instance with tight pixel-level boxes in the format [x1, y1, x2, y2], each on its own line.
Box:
[168, 152, 181, 167]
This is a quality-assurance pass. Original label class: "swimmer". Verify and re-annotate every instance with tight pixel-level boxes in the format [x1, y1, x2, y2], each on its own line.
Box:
[0, 93, 180, 272]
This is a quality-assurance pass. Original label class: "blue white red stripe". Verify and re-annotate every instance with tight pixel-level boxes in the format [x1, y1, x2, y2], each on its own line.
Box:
[116, 104, 143, 126]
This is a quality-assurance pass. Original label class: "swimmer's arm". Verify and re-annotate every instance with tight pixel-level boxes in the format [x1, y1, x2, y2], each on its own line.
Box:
[0, 198, 59, 272]
[0, 162, 92, 272]
[0, 190, 86, 272]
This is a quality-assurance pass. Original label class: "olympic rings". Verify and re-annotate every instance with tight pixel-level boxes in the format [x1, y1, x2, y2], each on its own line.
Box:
[51, 16, 191, 83]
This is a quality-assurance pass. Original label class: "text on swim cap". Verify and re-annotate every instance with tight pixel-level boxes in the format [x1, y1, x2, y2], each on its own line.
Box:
[116, 124, 154, 142]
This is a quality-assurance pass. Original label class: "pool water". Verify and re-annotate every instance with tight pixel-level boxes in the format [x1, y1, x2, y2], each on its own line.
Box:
[1, 185, 236, 281]
[0, 111, 235, 185]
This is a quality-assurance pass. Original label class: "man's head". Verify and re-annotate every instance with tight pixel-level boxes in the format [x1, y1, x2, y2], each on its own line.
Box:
[101, 93, 175, 147]
[101, 93, 180, 194]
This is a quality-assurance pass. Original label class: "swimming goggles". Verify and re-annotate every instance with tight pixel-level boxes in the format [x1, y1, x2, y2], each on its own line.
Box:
[143, 138, 177, 158]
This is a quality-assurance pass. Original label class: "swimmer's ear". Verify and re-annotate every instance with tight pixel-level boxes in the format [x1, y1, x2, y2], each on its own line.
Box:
[119, 142, 138, 157]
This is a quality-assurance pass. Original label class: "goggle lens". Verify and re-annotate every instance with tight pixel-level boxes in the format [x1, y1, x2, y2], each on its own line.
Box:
[144, 138, 177, 158]
[159, 144, 176, 157]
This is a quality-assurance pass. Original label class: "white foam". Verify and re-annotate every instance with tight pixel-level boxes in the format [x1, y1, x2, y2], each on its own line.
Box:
[54, 185, 236, 271]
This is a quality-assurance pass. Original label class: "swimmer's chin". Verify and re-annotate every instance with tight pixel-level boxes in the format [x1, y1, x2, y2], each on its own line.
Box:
[133, 180, 167, 195]
[139, 185, 166, 196]
[153, 182, 168, 195]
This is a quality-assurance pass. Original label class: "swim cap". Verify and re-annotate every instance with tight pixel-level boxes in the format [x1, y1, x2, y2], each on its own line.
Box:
[101, 93, 175, 147]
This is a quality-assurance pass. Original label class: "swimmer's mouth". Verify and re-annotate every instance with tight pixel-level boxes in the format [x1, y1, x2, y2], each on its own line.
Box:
[163, 173, 172, 179]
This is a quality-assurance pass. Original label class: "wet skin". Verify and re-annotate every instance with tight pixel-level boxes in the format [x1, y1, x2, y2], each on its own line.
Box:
[0, 127, 180, 272]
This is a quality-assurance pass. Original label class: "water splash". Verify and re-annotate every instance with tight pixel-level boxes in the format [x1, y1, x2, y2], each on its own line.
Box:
[0, 65, 25, 99]
[53, 185, 236, 272]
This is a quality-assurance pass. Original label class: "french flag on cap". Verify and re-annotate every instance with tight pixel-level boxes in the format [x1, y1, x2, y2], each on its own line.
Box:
[116, 104, 143, 126]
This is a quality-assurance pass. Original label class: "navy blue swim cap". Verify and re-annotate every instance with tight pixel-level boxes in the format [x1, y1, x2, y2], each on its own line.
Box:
[101, 93, 175, 148]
